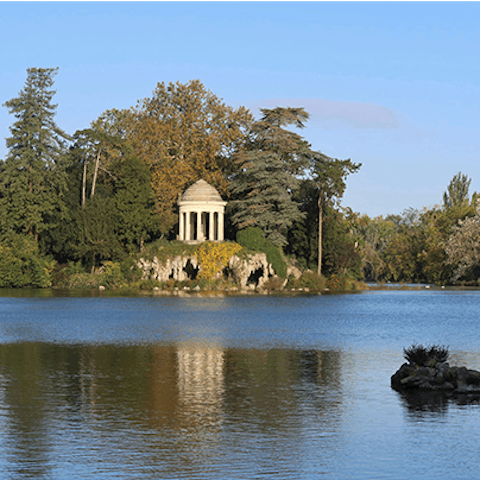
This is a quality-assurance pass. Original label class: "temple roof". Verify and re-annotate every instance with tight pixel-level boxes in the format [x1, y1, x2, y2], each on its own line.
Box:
[179, 179, 223, 203]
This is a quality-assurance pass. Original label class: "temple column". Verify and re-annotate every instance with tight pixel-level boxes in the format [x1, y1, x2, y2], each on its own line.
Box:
[196, 210, 203, 241]
[179, 211, 185, 241]
[219, 212, 224, 241]
[185, 211, 191, 241]
[209, 211, 214, 241]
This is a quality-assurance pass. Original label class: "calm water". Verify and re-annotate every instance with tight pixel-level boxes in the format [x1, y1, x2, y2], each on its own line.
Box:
[1, 290, 480, 479]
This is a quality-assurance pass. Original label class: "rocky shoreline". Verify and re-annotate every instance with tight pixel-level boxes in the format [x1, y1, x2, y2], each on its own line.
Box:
[391, 359, 480, 394]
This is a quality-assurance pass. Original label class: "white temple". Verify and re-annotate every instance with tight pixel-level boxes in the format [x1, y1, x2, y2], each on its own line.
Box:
[177, 180, 227, 244]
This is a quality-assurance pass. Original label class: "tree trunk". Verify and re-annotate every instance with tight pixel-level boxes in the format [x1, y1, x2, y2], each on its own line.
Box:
[90, 149, 101, 198]
[317, 193, 323, 276]
[82, 160, 87, 207]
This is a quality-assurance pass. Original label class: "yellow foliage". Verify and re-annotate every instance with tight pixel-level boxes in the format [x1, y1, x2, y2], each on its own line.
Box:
[125, 80, 253, 233]
[197, 241, 242, 280]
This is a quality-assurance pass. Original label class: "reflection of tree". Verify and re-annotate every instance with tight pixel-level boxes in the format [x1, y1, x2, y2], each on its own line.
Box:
[224, 348, 342, 433]
[0, 343, 54, 478]
[0, 342, 344, 477]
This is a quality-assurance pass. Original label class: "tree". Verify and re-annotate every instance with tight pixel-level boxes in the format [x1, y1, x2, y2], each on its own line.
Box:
[445, 206, 480, 283]
[127, 80, 253, 234]
[308, 154, 361, 275]
[71, 196, 122, 273]
[229, 151, 304, 247]
[0, 67, 69, 243]
[229, 107, 310, 247]
[443, 172, 472, 210]
[112, 155, 160, 252]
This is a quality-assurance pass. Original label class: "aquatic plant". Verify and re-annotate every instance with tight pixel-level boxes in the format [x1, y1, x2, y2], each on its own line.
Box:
[403, 343, 449, 366]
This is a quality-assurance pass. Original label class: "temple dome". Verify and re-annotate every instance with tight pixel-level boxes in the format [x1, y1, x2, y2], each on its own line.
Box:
[180, 179, 223, 203]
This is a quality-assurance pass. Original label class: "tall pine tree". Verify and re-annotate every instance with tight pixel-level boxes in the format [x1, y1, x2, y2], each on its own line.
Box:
[229, 107, 310, 247]
[0, 67, 69, 244]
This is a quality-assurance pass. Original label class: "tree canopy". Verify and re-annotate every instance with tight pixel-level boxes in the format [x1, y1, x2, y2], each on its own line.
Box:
[0, 67, 70, 243]
[126, 80, 253, 234]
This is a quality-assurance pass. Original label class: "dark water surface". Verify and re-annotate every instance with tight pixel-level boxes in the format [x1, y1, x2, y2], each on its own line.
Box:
[1, 290, 480, 479]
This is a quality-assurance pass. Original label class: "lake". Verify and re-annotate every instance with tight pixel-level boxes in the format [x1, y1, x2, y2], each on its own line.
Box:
[1, 290, 480, 479]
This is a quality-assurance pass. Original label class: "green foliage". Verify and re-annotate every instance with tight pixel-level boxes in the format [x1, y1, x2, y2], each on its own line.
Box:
[290, 271, 326, 291]
[403, 344, 449, 366]
[236, 227, 287, 278]
[326, 273, 364, 291]
[229, 107, 310, 247]
[321, 206, 362, 279]
[236, 227, 265, 250]
[112, 155, 161, 252]
[263, 241, 287, 279]
[0, 234, 55, 287]
[443, 172, 472, 210]
[71, 197, 123, 272]
[0, 67, 69, 242]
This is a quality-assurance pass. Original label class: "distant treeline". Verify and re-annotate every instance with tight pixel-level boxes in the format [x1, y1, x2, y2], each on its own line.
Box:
[0, 68, 477, 288]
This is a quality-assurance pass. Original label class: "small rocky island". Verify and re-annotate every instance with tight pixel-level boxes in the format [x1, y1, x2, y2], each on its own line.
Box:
[391, 344, 480, 393]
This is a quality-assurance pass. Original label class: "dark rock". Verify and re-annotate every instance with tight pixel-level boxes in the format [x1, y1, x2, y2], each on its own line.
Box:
[391, 360, 480, 395]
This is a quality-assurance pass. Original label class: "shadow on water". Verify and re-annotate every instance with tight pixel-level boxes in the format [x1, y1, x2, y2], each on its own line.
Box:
[396, 389, 480, 418]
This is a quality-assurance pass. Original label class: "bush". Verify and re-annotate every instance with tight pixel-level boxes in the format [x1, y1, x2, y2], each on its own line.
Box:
[263, 242, 287, 279]
[0, 235, 55, 288]
[236, 227, 287, 278]
[326, 273, 364, 291]
[403, 344, 449, 366]
[292, 271, 326, 290]
[197, 241, 242, 280]
[236, 227, 265, 251]
[263, 276, 285, 291]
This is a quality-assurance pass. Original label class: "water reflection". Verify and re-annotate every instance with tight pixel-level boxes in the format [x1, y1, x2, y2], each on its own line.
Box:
[0, 342, 343, 479]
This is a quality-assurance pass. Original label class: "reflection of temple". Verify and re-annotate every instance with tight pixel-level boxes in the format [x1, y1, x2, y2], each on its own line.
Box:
[177, 180, 227, 244]
[176, 342, 225, 423]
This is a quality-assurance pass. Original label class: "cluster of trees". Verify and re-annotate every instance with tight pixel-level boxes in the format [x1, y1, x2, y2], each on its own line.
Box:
[0, 68, 360, 287]
[1, 67, 479, 288]
[351, 172, 480, 285]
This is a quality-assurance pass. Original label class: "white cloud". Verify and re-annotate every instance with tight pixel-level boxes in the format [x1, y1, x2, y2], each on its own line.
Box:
[247, 97, 400, 129]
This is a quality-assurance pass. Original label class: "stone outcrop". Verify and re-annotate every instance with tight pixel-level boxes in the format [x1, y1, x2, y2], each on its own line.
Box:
[137, 256, 199, 283]
[227, 253, 275, 289]
[391, 360, 480, 393]
[137, 252, 279, 289]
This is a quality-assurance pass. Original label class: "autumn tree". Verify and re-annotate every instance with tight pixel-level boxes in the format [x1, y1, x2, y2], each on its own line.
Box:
[0, 67, 69, 243]
[127, 80, 253, 234]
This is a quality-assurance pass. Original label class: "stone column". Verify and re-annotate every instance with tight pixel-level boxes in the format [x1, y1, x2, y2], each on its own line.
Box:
[185, 210, 191, 241]
[219, 212, 224, 241]
[196, 210, 203, 241]
[209, 211, 214, 241]
[179, 211, 185, 241]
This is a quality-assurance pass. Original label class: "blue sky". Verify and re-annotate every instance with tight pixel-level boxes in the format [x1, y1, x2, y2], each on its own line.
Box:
[1, 2, 479, 217]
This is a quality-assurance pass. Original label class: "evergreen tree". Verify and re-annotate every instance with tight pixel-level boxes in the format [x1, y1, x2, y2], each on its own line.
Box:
[0, 67, 69, 244]
[229, 107, 310, 247]
[443, 172, 472, 210]
[229, 151, 303, 247]
[112, 155, 160, 252]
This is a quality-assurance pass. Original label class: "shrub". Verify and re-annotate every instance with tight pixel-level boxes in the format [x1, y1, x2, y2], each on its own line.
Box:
[403, 344, 449, 366]
[263, 242, 287, 279]
[197, 241, 242, 280]
[293, 271, 326, 290]
[263, 276, 285, 291]
[236, 227, 265, 251]
[0, 235, 55, 288]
